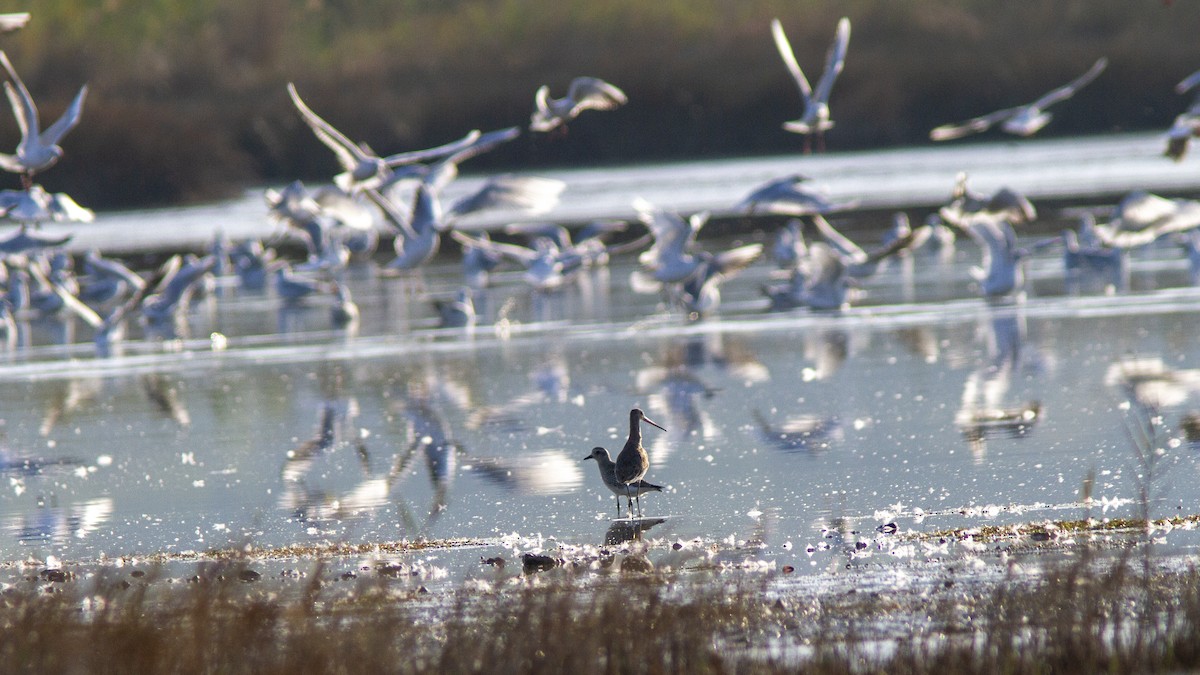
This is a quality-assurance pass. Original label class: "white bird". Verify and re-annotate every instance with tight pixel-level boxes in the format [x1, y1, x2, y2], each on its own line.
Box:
[287, 82, 486, 192]
[734, 173, 857, 216]
[771, 17, 851, 153]
[529, 76, 627, 133]
[632, 198, 711, 284]
[0, 51, 87, 185]
[940, 172, 1036, 225]
[931, 57, 1107, 141]
[0, 184, 92, 225]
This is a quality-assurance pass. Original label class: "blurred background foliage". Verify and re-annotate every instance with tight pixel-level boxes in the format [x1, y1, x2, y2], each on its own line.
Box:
[0, 0, 1196, 208]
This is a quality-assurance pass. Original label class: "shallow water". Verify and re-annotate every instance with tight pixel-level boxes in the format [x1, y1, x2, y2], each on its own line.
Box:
[3, 134, 1200, 586]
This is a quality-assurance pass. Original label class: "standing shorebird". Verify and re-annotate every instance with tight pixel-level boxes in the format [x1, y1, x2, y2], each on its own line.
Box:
[613, 408, 666, 517]
[583, 447, 663, 518]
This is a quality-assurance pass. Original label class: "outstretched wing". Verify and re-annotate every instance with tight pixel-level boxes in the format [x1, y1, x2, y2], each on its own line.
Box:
[38, 85, 87, 148]
[287, 82, 365, 173]
[1032, 56, 1107, 110]
[770, 19, 812, 102]
[566, 77, 627, 115]
[812, 17, 851, 106]
[0, 52, 37, 139]
[930, 107, 1020, 141]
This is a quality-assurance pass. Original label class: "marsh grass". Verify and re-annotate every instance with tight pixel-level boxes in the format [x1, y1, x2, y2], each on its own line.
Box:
[3, 546, 1200, 674]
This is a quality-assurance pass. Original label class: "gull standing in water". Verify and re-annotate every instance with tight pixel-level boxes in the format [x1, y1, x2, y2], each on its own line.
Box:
[613, 408, 666, 517]
[770, 17, 851, 153]
[529, 76, 627, 133]
[930, 57, 1107, 141]
[0, 51, 87, 186]
[287, 82, 484, 192]
[583, 447, 663, 518]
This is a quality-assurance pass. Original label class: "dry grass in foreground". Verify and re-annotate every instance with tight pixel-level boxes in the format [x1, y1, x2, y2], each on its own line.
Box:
[0, 546, 1199, 674]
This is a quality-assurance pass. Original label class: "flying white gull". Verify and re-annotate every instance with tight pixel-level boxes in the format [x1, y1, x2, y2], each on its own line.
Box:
[529, 76, 627, 133]
[771, 17, 851, 153]
[930, 57, 1107, 141]
[287, 82, 487, 192]
[0, 51, 87, 185]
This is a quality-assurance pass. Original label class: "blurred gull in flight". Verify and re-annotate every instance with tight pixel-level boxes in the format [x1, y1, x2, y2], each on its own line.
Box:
[287, 82, 485, 192]
[770, 17, 851, 153]
[735, 173, 857, 216]
[529, 76, 627, 133]
[1166, 71, 1200, 161]
[0, 51, 87, 186]
[930, 57, 1107, 141]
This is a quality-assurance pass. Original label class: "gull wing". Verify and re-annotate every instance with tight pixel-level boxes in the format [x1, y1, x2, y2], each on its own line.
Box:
[450, 231, 538, 265]
[363, 188, 417, 240]
[567, 77, 627, 114]
[287, 82, 367, 174]
[381, 129, 483, 168]
[930, 107, 1021, 141]
[633, 197, 697, 253]
[812, 17, 851, 106]
[446, 175, 564, 224]
[1177, 68, 1200, 95]
[424, 126, 521, 194]
[310, 185, 377, 231]
[1032, 57, 1107, 110]
[38, 85, 87, 148]
[0, 52, 37, 140]
[771, 19, 812, 102]
[712, 243, 763, 275]
[810, 214, 867, 264]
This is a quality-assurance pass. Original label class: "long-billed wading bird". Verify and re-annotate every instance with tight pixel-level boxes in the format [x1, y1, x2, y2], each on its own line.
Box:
[930, 57, 1107, 141]
[613, 408, 666, 517]
[583, 447, 663, 518]
[770, 16, 851, 153]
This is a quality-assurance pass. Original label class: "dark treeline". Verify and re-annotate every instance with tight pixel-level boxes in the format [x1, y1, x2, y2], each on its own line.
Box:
[2, 0, 1197, 208]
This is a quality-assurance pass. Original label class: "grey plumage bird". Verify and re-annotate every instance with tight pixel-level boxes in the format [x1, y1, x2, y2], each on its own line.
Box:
[583, 447, 663, 518]
[613, 407, 666, 517]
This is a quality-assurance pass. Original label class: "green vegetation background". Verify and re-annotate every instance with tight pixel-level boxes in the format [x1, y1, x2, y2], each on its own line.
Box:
[3, 0, 1197, 208]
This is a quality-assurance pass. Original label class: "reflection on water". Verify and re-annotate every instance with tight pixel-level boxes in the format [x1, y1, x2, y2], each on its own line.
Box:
[955, 307, 1044, 459]
[5, 147, 1200, 574]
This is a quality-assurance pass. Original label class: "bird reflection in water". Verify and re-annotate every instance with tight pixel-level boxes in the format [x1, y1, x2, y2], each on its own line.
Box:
[7, 496, 112, 544]
[38, 375, 102, 437]
[752, 409, 842, 455]
[635, 333, 761, 449]
[604, 517, 666, 546]
[394, 384, 459, 525]
[466, 346, 581, 432]
[400, 376, 583, 501]
[278, 398, 396, 525]
[141, 373, 191, 427]
[955, 307, 1044, 460]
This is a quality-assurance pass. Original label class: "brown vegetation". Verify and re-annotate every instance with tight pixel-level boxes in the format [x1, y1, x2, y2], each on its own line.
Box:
[2, 546, 1200, 674]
